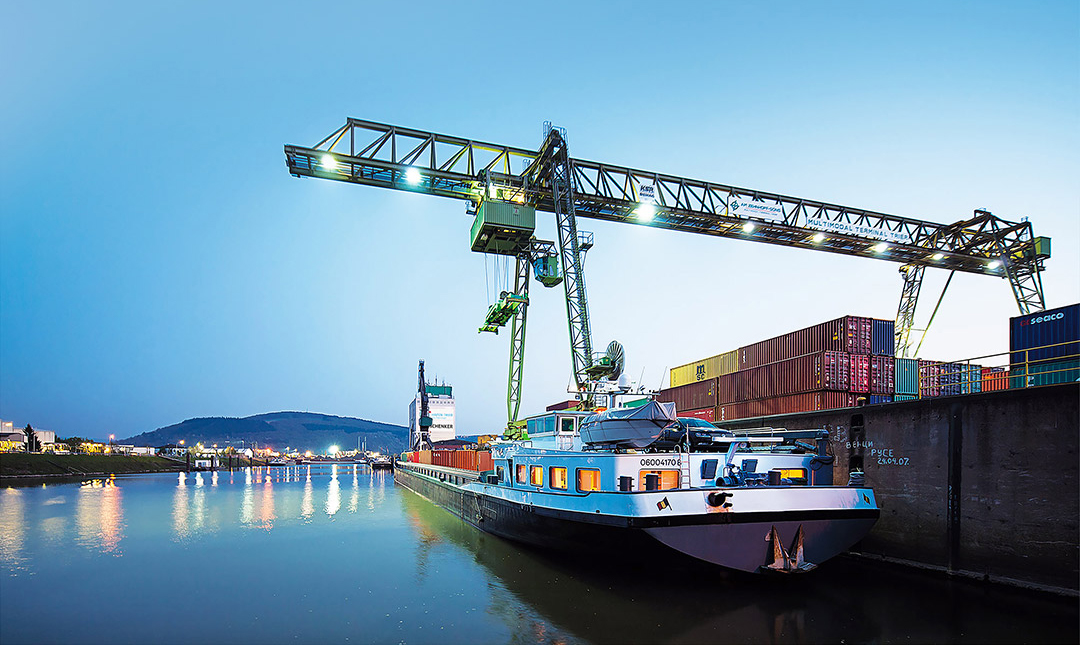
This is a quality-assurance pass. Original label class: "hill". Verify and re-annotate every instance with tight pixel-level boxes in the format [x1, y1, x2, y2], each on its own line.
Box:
[122, 412, 408, 454]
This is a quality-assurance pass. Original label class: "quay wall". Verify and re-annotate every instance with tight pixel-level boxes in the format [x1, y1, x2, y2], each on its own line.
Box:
[714, 383, 1079, 594]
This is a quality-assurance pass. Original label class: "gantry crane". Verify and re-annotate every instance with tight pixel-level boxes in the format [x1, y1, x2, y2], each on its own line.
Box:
[285, 118, 1051, 423]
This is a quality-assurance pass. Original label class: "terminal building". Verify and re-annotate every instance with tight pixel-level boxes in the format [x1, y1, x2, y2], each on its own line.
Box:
[408, 383, 456, 449]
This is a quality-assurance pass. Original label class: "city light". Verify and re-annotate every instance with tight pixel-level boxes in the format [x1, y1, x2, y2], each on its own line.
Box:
[742, 221, 756, 233]
[932, 252, 945, 261]
[328, 445, 339, 456]
[405, 167, 422, 185]
[874, 242, 889, 253]
[320, 154, 338, 170]
[812, 232, 825, 243]
[988, 259, 1002, 270]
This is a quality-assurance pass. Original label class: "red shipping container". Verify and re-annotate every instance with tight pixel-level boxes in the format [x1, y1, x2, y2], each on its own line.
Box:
[720, 351, 850, 404]
[919, 360, 943, 397]
[870, 356, 895, 394]
[850, 355, 871, 393]
[678, 407, 716, 422]
[716, 391, 858, 421]
[656, 378, 718, 411]
[737, 317, 851, 371]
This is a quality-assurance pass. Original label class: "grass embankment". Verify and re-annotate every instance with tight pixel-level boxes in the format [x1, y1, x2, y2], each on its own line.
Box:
[0, 453, 188, 478]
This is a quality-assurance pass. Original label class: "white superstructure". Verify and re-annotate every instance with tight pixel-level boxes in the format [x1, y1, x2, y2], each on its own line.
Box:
[408, 384, 456, 447]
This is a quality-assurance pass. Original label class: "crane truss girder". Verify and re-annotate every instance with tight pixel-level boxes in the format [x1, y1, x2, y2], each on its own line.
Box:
[285, 119, 1046, 283]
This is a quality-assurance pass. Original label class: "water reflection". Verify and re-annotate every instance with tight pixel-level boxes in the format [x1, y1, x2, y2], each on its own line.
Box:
[257, 474, 275, 530]
[325, 465, 340, 517]
[398, 488, 1078, 645]
[300, 470, 314, 521]
[0, 488, 26, 571]
[349, 469, 359, 513]
[74, 478, 124, 555]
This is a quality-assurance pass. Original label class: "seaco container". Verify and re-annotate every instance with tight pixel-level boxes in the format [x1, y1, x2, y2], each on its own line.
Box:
[1009, 303, 1080, 387]
[871, 319, 896, 356]
[655, 378, 718, 411]
[1010, 303, 1080, 363]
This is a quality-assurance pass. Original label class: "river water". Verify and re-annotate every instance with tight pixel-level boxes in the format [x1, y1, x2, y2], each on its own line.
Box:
[0, 465, 1075, 644]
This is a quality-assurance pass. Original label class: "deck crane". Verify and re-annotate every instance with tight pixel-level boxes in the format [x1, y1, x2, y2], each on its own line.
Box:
[285, 118, 1051, 421]
[414, 360, 432, 451]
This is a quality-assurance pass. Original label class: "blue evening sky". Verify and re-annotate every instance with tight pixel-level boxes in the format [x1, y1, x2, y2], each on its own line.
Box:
[2, 1, 1077, 440]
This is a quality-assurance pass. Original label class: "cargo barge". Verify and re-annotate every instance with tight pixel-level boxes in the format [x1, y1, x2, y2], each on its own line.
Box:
[395, 404, 879, 573]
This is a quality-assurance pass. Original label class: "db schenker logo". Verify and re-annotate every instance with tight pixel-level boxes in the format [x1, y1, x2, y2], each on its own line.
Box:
[1020, 312, 1065, 326]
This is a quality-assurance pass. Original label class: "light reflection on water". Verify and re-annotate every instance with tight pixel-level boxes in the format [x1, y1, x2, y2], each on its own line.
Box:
[0, 488, 25, 571]
[73, 477, 124, 555]
[1, 467, 1075, 645]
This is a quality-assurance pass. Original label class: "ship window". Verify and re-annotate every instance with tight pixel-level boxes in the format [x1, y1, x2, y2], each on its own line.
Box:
[496, 466, 505, 483]
[638, 470, 680, 491]
[516, 464, 527, 484]
[550, 466, 568, 490]
[530, 465, 543, 486]
[560, 418, 575, 434]
[576, 468, 600, 492]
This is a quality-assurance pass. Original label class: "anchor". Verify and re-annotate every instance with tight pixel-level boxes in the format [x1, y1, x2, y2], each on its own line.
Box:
[761, 525, 818, 573]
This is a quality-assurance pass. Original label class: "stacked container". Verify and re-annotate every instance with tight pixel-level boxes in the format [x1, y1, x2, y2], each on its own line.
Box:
[1009, 303, 1080, 388]
[659, 305, 1072, 422]
[665, 315, 895, 421]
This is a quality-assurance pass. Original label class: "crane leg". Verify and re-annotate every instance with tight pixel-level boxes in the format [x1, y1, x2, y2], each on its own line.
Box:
[547, 132, 594, 402]
[894, 264, 925, 359]
[507, 253, 530, 424]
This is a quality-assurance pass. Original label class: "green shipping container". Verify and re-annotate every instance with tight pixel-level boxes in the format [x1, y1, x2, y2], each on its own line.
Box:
[1009, 358, 1080, 389]
[470, 200, 535, 255]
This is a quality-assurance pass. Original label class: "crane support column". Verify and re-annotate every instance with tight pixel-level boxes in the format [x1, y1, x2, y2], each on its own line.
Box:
[507, 253, 530, 423]
[544, 127, 594, 395]
[895, 264, 925, 359]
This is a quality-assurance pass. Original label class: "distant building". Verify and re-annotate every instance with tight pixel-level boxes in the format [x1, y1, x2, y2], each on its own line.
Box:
[0, 423, 55, 452]
[409, 383, 456, 449]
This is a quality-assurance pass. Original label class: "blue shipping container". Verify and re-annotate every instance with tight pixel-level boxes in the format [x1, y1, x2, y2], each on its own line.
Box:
[1010, 303, 1080, 366]
[871, 319, 896, 356]
[869, 395, 893, 404]
[895, 394, 918, 401]
[894, 358, 920, 395]
[940, 363, 963, 396]
[960, 364, 982, 394]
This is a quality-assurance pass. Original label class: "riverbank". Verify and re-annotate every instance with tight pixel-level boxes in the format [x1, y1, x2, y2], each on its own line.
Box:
[0, 453, 187, 478]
